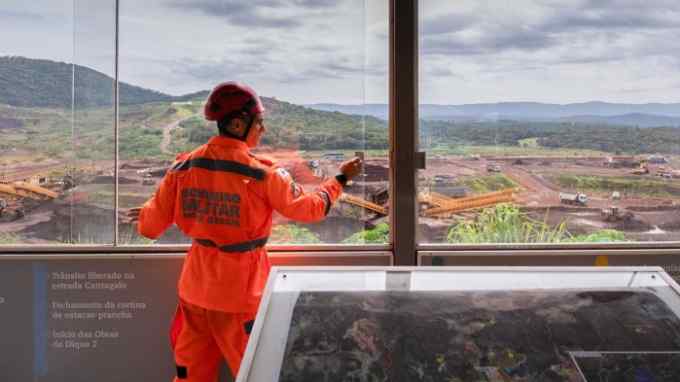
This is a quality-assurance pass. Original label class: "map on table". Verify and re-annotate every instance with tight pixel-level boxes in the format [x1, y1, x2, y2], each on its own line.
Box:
[278, 290, 680, 381]
[572, 352, 680, 382]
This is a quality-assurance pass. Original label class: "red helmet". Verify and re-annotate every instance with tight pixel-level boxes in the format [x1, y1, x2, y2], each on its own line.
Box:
[204, 82, 265, 122]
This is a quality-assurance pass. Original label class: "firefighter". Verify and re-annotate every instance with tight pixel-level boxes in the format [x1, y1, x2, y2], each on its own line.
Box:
[128, 82, 362, 381]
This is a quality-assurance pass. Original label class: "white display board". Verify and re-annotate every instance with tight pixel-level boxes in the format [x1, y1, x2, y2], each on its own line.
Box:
[238, 266, 680, 382]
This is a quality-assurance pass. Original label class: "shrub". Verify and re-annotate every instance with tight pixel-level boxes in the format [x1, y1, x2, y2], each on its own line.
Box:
[446, 204, 626, 244]
[343, 223, 389, 244]
[271, 225, 321, 244]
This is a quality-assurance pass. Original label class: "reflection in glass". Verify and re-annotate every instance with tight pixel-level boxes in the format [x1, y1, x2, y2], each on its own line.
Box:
[0, 1, 114, 244]
[70, 0, 116, 244]
[118, 0, 389, 245]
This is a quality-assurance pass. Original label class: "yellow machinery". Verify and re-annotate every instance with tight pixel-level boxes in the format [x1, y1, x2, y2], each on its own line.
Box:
[0, 181, 58, 200]
[631, 160, 649, 175]
[419, 192, 456, 207]
[339, 189, 514, 217]
[340, 194, 388, 215]
[423, 189, 515, 217]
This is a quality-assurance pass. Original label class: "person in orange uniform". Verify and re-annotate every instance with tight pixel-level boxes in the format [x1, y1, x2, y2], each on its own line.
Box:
[132, 82, 362, 381]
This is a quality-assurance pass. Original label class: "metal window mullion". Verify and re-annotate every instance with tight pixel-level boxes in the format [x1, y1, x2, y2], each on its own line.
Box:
[114, 0, 120, 246]
[71, 0, 76, 244]
[389, 0, 418, 265]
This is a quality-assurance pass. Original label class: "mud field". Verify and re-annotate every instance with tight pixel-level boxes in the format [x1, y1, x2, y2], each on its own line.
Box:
[3, 154, 680, 244]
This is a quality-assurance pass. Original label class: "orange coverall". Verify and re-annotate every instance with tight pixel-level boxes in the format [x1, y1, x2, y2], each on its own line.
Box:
[137, 135, 343, 380]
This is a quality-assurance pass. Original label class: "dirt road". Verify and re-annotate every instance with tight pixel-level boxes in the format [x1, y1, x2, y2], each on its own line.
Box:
[160, 115, 196, 154]
[504, 166, 560, 206]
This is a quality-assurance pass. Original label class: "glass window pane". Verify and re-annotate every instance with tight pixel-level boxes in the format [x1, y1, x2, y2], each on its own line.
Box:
[419, 1, 680, 245]
[118, 0, 389, 245]
[71, 0, 116, 244]
[0, 1, 115, 244]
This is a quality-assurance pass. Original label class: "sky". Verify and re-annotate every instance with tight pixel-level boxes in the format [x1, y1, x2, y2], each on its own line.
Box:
[2, 0, 680, 105]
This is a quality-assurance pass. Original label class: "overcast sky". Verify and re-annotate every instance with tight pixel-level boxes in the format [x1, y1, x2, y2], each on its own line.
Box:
[3, 0, 680, 104]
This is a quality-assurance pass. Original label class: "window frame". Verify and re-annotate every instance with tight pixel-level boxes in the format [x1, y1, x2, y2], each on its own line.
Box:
[4, 0, 680, 266]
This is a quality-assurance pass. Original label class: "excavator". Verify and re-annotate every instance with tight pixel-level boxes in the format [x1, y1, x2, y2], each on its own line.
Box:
[0, 181, 58, 200]
[0, 181, 59, 221]
[631, 160, 649, 175]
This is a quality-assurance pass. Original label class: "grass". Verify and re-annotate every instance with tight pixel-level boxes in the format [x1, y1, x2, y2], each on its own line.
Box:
[429, 144, 609, 158]
[119, 127, 163, 159]
[117, 226, 155, 245]
[517, 137, 539, 148]
[270, 225, 321, 244]
[455, 174, 517, 194]
[447, 204, 626, 244]
[343, 223, 389, 244]
[0, 232, 20, 244]
[549, 174, 680, 198]
[569, 230, 626, 243]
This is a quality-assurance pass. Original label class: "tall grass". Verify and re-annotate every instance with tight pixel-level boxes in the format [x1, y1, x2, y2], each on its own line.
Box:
[0, 232, 20, 244]
[271, 225, 321, 244]
[343, 223, 389, 244]
[447, 204, 626, 244]
[551, 174, 680, 198]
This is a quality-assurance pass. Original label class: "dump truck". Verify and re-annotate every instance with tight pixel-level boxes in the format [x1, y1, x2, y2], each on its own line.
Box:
[631, 160, 649, 175]
[141, 174, 155, 186]
[559, 192, 588, 206]
[655, 167, 673, 179]
[486, 164, 501, 173]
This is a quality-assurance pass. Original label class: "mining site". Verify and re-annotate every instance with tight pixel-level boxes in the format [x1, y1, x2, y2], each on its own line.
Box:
[2, 150, 680, 245]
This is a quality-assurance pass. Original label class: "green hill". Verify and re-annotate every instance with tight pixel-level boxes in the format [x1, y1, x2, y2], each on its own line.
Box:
[0, 57, 388, 160]
[171, 96, 388, 152]
[0, 56, 174, 108]
[261, 97, 387, 150]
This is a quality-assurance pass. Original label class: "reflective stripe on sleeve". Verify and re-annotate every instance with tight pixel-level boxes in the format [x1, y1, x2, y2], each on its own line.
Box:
[319, 190, 331, 216]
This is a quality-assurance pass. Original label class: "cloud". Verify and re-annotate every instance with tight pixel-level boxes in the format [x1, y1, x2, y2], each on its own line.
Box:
[420, 1, 680, 59]
[422, 26, 554, 56]
[292, 0, 338, 8]
[0, 10, 44, 22]
[420, 13, 475, 36]
[543, 7, 680, 33]
[424, 65, 461, 78]
[169, 56, 269, 83]
[576, 0, 680, 11]
[163, 49, 379, 88]
[167, 0, 343, 29]
[168, 0, 296, 28]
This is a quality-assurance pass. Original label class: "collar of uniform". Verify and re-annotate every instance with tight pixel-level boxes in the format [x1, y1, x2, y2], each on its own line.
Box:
[207, 135, 249, 150]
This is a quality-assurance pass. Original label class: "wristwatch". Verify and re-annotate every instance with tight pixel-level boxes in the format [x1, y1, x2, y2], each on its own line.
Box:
[335, 173, 348, 186]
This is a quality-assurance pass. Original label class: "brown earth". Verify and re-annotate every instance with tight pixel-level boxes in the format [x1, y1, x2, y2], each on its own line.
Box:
[4, 153, 680, 244]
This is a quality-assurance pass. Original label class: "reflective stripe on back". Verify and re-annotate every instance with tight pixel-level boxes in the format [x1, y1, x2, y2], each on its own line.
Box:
[195, 237, 269, 253]
[172, 157, 265, 180]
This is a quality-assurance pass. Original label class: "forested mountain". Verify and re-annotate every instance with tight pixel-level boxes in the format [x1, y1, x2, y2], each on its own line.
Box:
[558, 113, 680, 128]
[179, 96, 388, 151]
[0, 56, 173, 108]
[421, 119, 680, 155]
[309, 101, 680, 124]
[5, 56, 680, 154]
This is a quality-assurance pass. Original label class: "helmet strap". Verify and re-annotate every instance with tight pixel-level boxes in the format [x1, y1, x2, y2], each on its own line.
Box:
[217, 112, 253, 142]
[215, 98, 258, 141]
